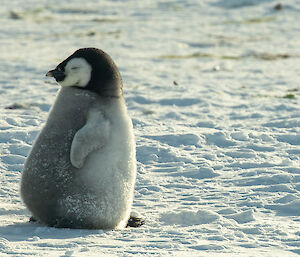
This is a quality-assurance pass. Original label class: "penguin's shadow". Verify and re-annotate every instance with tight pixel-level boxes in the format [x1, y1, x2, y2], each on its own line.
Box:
[0, 221, 103, 242]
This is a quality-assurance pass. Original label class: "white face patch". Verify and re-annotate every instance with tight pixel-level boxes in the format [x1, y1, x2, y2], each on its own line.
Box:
[58, 58, 92, 88]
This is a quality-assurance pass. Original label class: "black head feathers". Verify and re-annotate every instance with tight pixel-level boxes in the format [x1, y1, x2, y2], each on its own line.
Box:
[55, 48, 123, 97]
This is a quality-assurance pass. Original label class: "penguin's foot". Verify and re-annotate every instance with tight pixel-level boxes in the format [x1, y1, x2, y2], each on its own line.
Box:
[29, 216, 38, 223]
[126, 216, 145, 228]
[29, 215, 145, 228]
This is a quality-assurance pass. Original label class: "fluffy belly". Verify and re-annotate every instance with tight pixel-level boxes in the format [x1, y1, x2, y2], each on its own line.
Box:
[21, 139, 135, 229]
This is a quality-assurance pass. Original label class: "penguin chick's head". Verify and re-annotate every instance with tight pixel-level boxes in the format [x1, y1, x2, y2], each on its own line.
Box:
[46, 48, 122, 97]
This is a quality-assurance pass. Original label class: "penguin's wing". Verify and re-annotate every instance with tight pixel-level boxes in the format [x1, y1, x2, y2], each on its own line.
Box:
[70, 110, 110, 168]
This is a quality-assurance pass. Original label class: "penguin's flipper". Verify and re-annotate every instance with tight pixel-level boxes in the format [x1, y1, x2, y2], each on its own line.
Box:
[70, 110, 110, 168]
[126, 216, 145, 228]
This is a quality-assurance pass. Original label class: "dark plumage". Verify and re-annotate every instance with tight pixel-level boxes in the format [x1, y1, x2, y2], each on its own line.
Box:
[20, 48, 141, 229]
[57, 48, 123, 97]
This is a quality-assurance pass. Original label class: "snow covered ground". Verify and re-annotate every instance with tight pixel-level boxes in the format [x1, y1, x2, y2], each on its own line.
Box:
[0, 0, 300, 256]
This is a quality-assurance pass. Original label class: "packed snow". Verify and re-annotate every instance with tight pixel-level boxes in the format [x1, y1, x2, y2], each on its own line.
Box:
[0, 0, 300, 256]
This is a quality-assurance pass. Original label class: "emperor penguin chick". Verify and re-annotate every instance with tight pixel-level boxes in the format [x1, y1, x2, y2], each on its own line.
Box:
[21, 48, 137, 229]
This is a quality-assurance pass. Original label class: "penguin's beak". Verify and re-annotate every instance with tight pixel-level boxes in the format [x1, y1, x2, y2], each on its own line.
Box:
[46, 69, 66, 82]
[46, 70, 54, 77]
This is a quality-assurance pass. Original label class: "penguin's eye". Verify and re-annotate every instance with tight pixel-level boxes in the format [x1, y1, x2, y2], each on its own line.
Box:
[71, 67, 80, 70]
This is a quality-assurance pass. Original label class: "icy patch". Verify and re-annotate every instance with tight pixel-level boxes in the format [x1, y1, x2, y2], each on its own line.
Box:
[224, 210, 255, 224]
[224, 150, 256, 159]
[143, 133, 201, 147]
[205, 132, 236, 148]
[136, 145, 193, 164]
[180, 167, 220, 179]
[196, 121, 215, 128]
[277, 134, 300, 145]
[234, 174, 292, 187]
[160, 210, 220, 226]
[212, 0, 272, 9]
[246, 144, 275, 152]
[265, 200, 300, 216]
[217, 208, 237, 215]
[230, 131, 249, 141]
[189, 244, 225, 251]
[263, 119, 300, 128]
[159, 98, 201, 107]
[274, 194, 299, 204]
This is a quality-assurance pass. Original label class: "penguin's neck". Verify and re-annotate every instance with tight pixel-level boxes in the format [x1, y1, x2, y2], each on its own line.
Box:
[47, 87, 97, 125]
[84, 81, 123, 98]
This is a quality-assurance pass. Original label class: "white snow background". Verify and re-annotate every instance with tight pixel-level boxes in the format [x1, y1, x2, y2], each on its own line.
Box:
[0, 0, 300, 256]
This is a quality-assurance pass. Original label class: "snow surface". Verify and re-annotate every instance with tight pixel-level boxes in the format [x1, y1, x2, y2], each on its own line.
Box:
[0, 0, 300, 256]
